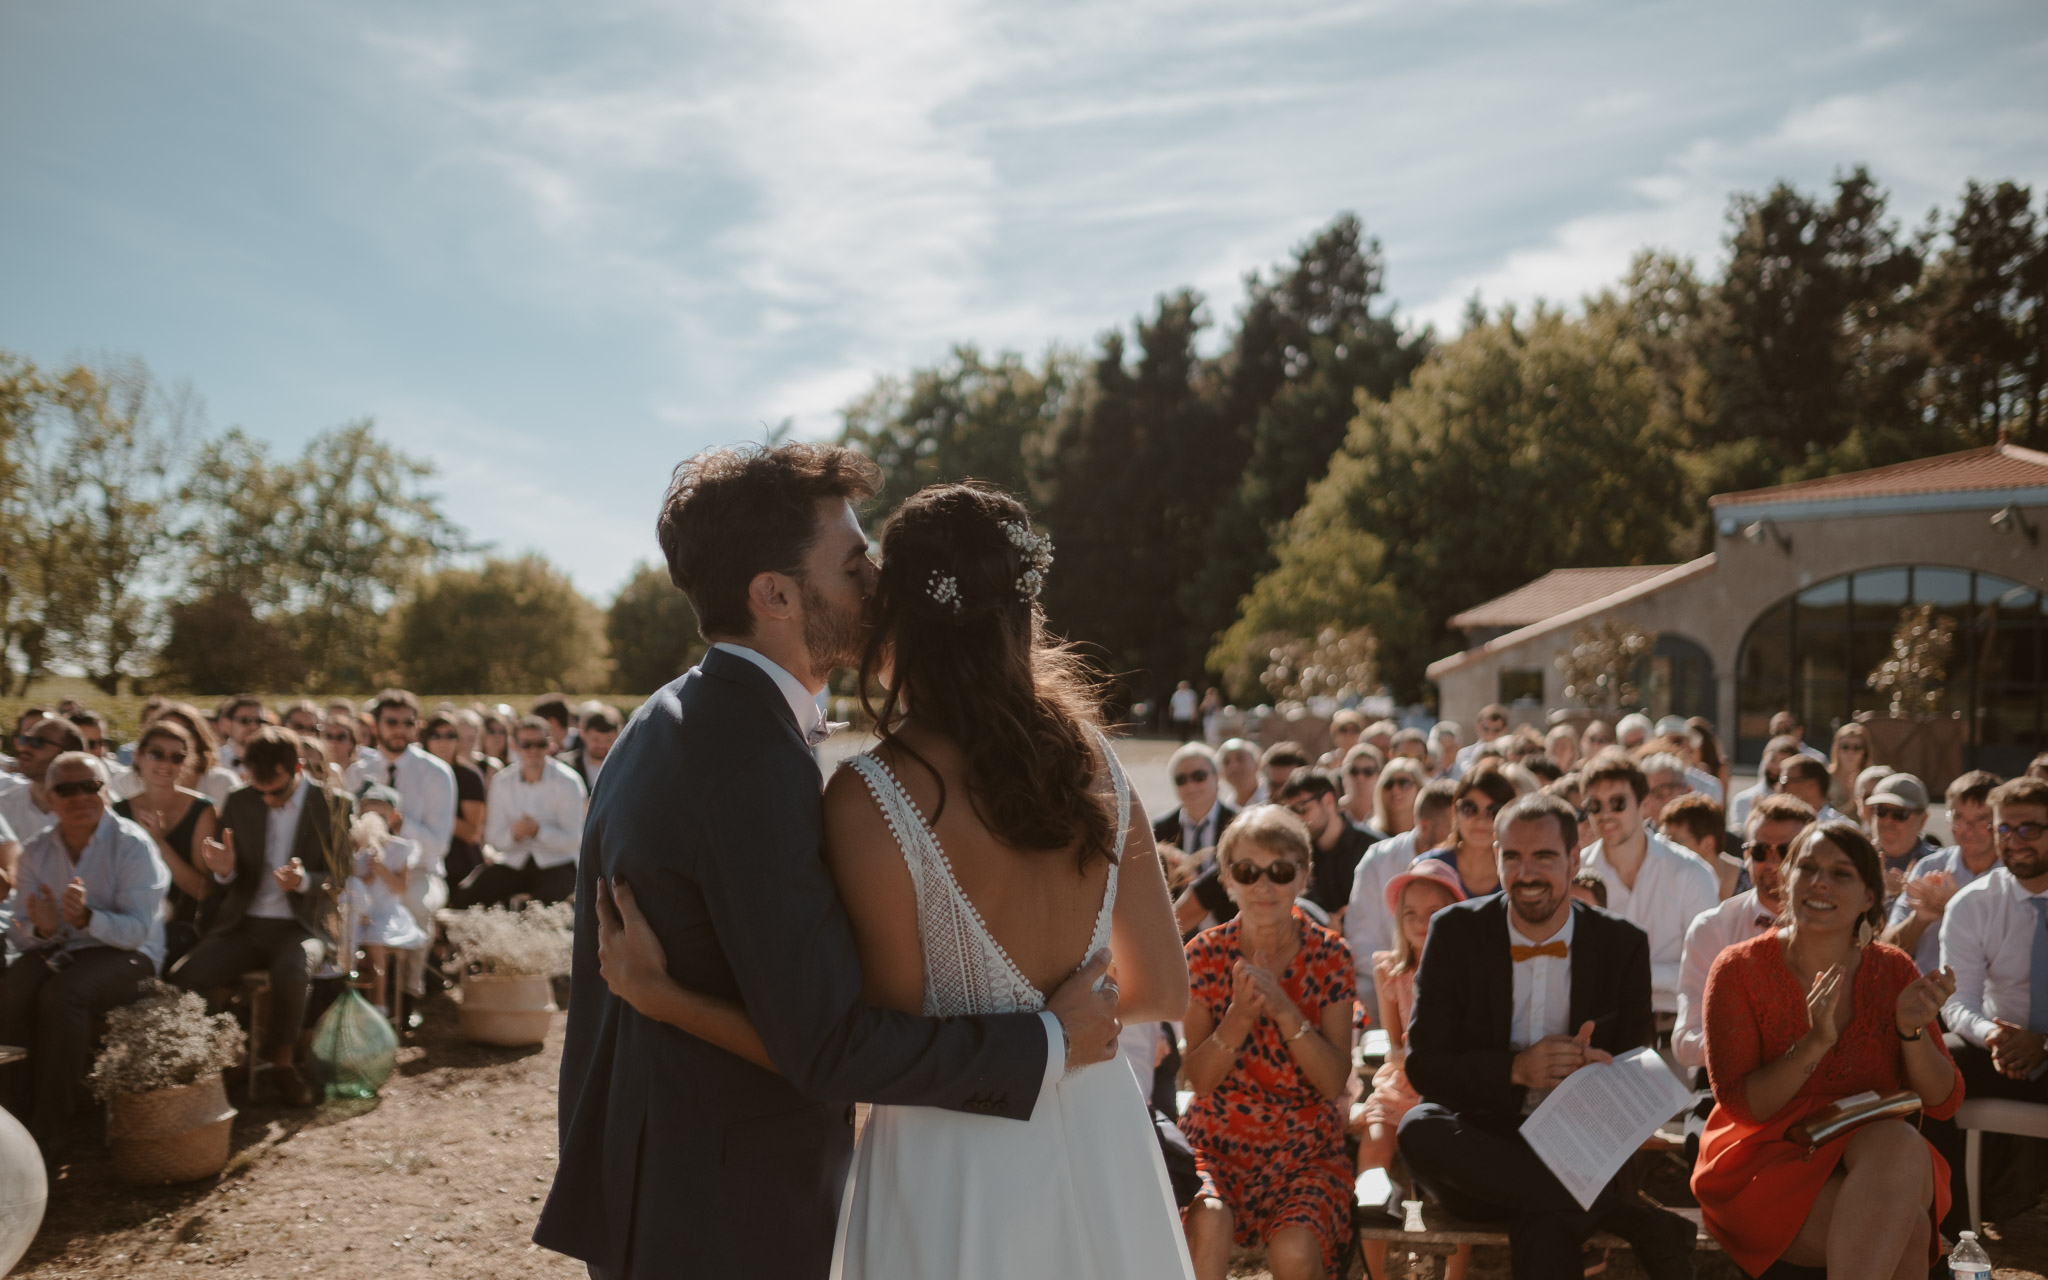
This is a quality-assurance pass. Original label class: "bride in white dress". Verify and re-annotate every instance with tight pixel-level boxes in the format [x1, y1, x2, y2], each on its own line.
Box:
[598, 483, 1194, 1280]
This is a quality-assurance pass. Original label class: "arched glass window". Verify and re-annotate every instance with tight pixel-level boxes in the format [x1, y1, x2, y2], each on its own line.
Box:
[1735, 566, 2045, 774]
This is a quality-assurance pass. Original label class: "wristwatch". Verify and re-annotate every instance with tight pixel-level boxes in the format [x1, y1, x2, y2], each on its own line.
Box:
[1896, 1023, 1924, 1042]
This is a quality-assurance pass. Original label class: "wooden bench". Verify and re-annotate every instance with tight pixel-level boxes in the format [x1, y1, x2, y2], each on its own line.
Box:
[1352, 1168, 1722, 1278]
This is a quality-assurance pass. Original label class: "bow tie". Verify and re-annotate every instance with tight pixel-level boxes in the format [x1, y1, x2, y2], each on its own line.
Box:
[1510, 941, 1568, 963]
[805, 720, 849, 747]
[1754, 915, 1777, 929]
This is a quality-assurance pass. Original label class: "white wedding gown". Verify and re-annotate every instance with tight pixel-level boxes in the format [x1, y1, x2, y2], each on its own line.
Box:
[830, 741, 1196, 1280]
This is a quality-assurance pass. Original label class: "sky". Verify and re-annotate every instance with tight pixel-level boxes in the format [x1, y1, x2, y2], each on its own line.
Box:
[4, 0, 2045, 599]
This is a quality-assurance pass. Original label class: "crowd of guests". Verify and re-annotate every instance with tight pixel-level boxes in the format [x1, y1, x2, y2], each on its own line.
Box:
[1148, 702, 2048, 1279]
[0, 691, 621, 1164]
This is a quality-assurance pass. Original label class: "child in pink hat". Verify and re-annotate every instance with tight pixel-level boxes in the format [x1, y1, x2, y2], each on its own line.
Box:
[1356, 856, 1469, 1280]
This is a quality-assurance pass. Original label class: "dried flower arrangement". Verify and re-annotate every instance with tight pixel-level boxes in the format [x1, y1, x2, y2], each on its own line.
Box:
[442, 902, 576, 977]
[90, 979, 247, 1099]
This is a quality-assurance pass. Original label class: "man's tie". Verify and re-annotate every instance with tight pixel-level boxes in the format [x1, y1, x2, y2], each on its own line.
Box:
[388, 760, 398, 787]
[805, 719, 849, 747]
[1510, 941, 1568, 962]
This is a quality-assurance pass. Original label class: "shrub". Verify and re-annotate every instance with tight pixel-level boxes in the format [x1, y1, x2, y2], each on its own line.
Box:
[89, 980, 246, 1098]
[443, 902, 575, 977]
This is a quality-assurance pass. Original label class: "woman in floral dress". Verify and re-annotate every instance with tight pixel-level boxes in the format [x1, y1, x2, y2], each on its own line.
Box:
[1181, 806, 1356, 1280]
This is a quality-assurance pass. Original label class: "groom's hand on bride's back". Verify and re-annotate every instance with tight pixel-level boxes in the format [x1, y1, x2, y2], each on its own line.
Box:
[1047, 949, 1121, 1071]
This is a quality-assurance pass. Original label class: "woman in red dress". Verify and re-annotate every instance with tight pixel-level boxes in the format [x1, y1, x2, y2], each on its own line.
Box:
[1693, 820, 1962, 1278]
[1180, 806, 1356, 1280]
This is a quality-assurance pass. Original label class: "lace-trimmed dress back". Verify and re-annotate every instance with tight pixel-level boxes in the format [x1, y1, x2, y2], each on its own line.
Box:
[830, 731, 1194, 1280]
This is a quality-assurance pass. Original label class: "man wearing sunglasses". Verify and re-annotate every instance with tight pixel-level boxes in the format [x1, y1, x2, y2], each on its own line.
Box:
[171, 727, 351, 1108]
[1672, 794, 1815, 1071]
[1277, 768, 1379, 930]
[0, 752, 167, 1162]
[1884, 771, 2002, 975]
[1400, 792, 1694, 1279]
[1931, 776, 2048, 1232]
[0, 714, 86, 851]
[214, 695, 266, 776]
[1865, 773, 1937, 901]
[344, 691, 457, 1012]
[1159, 744, 1240, 936]
[1450, 705, 1509, 778]
[1576, 752, 1719, 1034]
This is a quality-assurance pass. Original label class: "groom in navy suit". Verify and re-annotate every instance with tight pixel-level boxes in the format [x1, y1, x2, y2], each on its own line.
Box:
[534, 444, 1121, 1280]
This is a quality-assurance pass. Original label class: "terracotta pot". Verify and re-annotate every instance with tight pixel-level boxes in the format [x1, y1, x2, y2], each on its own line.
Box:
[1856, 712, 1968, 796]
[109, 1073, 236, 1185]
[458, 972, 556, 1047]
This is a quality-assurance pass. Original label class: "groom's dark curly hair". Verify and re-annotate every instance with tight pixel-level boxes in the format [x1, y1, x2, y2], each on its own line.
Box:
[657, 443, 880, 640]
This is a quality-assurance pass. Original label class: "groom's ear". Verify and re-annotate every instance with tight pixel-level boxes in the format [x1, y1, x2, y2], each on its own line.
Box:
[747, 570, 798, 625]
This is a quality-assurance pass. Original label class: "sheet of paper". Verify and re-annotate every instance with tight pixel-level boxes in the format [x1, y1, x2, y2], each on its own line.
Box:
[1519, 1046, 1693, 1210]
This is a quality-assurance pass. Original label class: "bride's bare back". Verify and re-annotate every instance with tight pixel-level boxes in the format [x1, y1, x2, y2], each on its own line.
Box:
[821, 723, 1187, 1022]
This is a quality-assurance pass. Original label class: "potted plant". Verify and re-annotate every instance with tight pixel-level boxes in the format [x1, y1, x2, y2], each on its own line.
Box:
[444, 902, 574, 1047]
[1860, 604, 1967, 793]
[90, 980, 244, 1185]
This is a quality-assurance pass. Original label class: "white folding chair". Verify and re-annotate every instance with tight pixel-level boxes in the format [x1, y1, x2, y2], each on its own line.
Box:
[1955, 1098, 2048, 1231]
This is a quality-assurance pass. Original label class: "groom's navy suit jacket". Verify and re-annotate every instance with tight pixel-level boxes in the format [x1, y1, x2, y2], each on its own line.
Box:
[535, 648, 1051, 1278]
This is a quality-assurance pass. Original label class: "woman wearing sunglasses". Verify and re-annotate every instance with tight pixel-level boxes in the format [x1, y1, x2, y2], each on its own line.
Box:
[1181, 806, 1356, 1280]
[1416, 766, 1519, 899]
[111, 720, 217, 970]
[1371, 756, 1427, 838]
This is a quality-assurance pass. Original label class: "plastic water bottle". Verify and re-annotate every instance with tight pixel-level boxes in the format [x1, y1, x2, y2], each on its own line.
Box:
[1950, 1230, 1992, 1276]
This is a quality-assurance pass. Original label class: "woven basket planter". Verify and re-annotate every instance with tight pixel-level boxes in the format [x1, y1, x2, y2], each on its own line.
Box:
[458, 973, 556, 1047]
[108, 1073, 236, 1185]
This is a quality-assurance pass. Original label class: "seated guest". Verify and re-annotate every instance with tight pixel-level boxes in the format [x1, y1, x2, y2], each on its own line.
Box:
[1544, 725, 1579, 775]
[1427, 722, 1461, 779]
[1372, 755, 1427, 838]
[421, 712, 490, 890]
[1776, 755, 1844, 824]
[1345, 777, 1455, 1014]
[1162, 743, 1240, 935]
[1417, 765, 1518, 898]
[1276, 767, 1379, 928]
[0, 713, 83, 848]
[563, 704, 622, 792]
[1769, 709, 1830, 763]
[1932, 776, 2048, 1229]
[1217, 738, 1266, 809]
[1388, 726, 1430, 765]
[1355, 859, 1469, 1280]
[113, 719, 219, 971]
[1827, 721, 1873, 812]
[347, 788, 429, 1018]
[1, 752, 168, 1159]
[1728, 733, 1799, 832]
[171, 727, 350, 1108]
[1319, 709, 1365, 770]
[1636, 750, 1694, 827]
[1672, 794, 1814, 1070]
[1336, 743, 1383, 828]
[154, 702, 240, 809]
[459, 716, 586, 907]
[1658, 792, 1739, 899]
[1397, 792, 1693, 1279]
[1181, 807, 1356, 1280]
[1866, 772, 1937, 900]
[1882, 770, 2001, 973]
[1452, 705, 1508, 776]
[1259, 742, 1310, 799]
[1578, 719, 1616, 757]
[1693, 821, 1961, 1279]
[1577, 751, 1720, 1035]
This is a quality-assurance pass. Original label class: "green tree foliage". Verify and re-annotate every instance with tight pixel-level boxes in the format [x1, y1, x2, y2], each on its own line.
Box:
[1918, 180, 2047, 445]
[393, 555, 609, 693]
[839, 345, 1076, 515]
[1217, 304, 1683, 700]
[180, 422, 471, 688]
[606, 561, 705, 694]
[156, 591, 306, 694]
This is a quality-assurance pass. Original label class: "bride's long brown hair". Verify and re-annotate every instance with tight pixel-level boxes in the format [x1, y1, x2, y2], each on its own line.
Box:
[858, 483, 1119, 871]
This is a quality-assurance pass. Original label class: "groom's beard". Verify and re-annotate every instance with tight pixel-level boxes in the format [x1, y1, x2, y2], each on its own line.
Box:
[799, 577, 867, 676]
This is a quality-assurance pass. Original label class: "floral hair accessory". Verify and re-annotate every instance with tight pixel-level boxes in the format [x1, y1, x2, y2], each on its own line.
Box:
[1002, 521, 1054, 602]
[927, 571, 962, 614]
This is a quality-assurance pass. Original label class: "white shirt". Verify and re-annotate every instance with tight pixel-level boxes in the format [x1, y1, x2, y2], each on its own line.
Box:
[584, 751, 607, 792]
[1176, 804, 1223, 855]
[1890, 845, 1997, 974]
[1507, 908, 1576, 1052]
[0, 775, 55, 847]
[249, 777, 310, 920]
[1683, 766, 1723, 805]
[1579, 831, 1720, 1014]
[10, 811, 170, 969]
[485, 759, 588, 870]
[712, 642, 828, 740]
[1345, 829, 1420, 1010]
[1673, 888, 1779, 1068]
[1728, 780, 1769, 832]
[344, 745, 457, 879]
[709, 642, 1068, 1084]
[1170, 688, 1197, 721]
[1941, 867, 2048, 1047]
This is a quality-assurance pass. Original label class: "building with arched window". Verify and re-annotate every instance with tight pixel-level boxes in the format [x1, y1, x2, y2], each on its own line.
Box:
[1428, 442, 2048, 776]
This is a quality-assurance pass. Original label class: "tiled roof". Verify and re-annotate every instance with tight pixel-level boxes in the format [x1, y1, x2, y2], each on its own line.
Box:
[1711, 443, 2048, 508]
[1449, 566, 1682, 631]
[1429, 556, 1719, 678]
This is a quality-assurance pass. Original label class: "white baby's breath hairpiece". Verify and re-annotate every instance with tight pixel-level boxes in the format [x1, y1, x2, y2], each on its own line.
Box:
[927, 571, 962, 614]
[1002, 521, 1053, 602]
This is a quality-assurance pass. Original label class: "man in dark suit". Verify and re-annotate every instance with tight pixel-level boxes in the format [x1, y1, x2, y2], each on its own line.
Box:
[1398, 792, 1694, 1280]
[172, 726, 349, 1108]
[534, 443, 1120, 1280]
[1157, 742, 1240, 937]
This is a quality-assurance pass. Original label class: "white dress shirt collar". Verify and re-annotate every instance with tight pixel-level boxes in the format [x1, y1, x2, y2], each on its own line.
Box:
[712, 642, 824, 738]
[1505, 904, 1576, 1065]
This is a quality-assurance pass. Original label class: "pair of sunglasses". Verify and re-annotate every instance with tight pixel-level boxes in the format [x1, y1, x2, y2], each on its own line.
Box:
[1743, 840, 1793, 861]
[1456, 798, 1501, 820]
[1585, 795, 1632, 815]
[1870, 805, 1919, 823]
[1173, 769, 1212, 786]
[1229, 859, 1301, 886]
[51, 779, 104, 799]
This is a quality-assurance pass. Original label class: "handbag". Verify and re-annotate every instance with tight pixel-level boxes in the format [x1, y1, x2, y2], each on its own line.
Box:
[1786, 1090, 1922, 1151]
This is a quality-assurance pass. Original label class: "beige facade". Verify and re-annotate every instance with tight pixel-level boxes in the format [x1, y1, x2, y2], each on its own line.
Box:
[1427, 444, 2048, 769]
